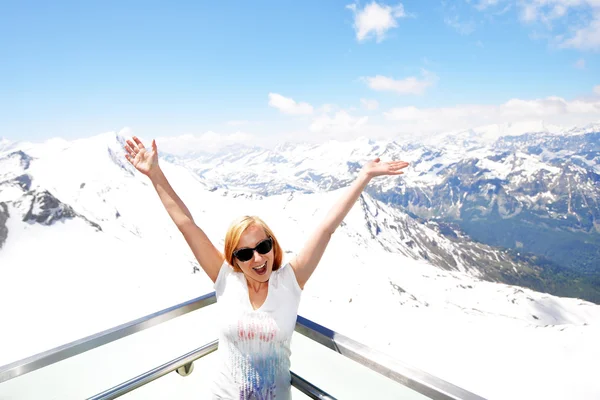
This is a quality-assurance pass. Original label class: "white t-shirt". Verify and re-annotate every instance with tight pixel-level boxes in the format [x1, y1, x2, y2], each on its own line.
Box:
[211, 260, 303, 399]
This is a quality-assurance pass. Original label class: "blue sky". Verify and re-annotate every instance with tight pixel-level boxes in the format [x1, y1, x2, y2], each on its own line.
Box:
[1, 0, 600, 148]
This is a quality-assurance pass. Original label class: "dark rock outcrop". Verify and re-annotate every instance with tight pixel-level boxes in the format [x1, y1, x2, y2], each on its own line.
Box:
[3, 151, 32, 170]
[22, 190, 102, 231]
[0, 202, 8, 250]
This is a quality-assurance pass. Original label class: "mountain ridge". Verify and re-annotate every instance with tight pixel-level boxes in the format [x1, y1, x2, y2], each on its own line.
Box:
[2, 130, 600, 399]
[152, 123, 600, 302]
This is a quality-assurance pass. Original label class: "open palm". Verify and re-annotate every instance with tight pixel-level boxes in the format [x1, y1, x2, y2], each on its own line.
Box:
[361, 157, 409, 178]
[124, 136, 158, 176]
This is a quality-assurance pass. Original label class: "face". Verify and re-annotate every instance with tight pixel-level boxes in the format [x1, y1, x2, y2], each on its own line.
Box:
[234, 224, 274, 284]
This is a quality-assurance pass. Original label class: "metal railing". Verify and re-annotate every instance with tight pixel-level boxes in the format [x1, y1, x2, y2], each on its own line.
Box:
[0, 292, 486, 400]
[87, 340, 335, 400]
[0, 292, 216, 384]
[290, 372, 336, 400]
[88, 341, 218, 400]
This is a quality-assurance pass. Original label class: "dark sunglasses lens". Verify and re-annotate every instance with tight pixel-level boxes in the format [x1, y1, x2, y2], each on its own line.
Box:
[256, 238, 273, 254]
[234, 238, 273, 261]
[235, 249, 254, 262]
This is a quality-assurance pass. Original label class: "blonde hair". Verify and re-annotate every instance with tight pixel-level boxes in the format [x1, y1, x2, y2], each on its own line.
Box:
[224, 216, 283, 272]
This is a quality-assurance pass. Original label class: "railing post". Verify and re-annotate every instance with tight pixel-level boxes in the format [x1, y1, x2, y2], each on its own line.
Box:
[175, 362, 194, 376]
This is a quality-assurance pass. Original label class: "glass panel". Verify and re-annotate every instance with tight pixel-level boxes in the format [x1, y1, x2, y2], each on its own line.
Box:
[0, 306, 219, 399]
[1, 306, 432, 399]
[289, 333, 433, 400]
[119, 352, 313, 400]
[118, 329, 433, 399]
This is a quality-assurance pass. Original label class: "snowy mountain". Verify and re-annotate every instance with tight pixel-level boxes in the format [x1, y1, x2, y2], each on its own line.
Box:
[1, 130, 600, 399]
[162, 122, 600, 302]
[0, 138, 13, 153]
[380, 126, 600, 294]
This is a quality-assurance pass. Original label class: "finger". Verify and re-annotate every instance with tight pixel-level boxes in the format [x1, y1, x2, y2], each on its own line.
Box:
[124, 154, 134, 164]
[124, 144, 136, 155]
[133, 136, 145, 150]
[382, 161, 405, 168]
[390, 163, 409, 170]
[389, 163, 408, 171]
[152, 139, 157, 152]
[374, 157, 381, 163]
[391, 171, 404, 175]
[126, 140, 139, 153]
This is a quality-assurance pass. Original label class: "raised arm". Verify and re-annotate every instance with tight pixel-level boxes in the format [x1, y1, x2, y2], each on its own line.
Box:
[289, 157, 409, 289]
[124, 136, 224, 283]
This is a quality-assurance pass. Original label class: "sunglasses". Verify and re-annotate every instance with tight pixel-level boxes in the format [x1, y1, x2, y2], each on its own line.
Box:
[233, 237, 273, 262]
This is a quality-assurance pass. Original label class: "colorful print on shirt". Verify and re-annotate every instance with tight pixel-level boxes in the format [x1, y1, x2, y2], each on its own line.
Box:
[228, 312, 288, 400]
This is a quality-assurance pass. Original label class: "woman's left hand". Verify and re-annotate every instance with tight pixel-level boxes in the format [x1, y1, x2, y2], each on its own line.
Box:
[361, 157, 409, 178]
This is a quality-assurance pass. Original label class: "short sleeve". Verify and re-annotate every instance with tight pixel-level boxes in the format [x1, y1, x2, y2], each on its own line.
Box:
[213, 260, 234, 295]
[278, 262, 303, 296]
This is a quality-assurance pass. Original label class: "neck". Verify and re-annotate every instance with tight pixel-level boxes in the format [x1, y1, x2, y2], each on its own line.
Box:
[246, 277, 267, 293]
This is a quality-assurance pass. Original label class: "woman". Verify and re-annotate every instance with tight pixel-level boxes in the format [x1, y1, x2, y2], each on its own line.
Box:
[124, 136, 408, 399]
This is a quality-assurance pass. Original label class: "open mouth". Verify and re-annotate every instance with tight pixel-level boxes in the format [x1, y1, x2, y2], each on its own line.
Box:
[252, 262, 267, 275]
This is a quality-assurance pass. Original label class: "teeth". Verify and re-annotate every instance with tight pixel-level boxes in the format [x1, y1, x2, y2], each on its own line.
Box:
[253, 263, 266, 271]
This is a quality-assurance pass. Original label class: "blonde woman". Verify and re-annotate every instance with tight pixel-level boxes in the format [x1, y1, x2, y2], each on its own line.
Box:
[124, 136, 409, 399]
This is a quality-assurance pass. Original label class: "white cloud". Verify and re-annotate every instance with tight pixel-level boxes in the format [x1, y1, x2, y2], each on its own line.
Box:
[364, 70, 438, 95]
[560, 13, 600, 50]
[444, 15, 476, 35]
[574, 58, 586, 69]
[472, 0, 511, 14]
[360, 98, 380, 110]
[309, 110, 369, 135]
[320, 104, 337, 113]
[383, 95, 600, 133]
[476, 1, 600, 50]
[347, 2, 407, 42]
[268, 93, 314, 115]
[270, 88, 600, 142]
[550, 4, 568, 19]
[521, 4, 539, 22]
[501, 97, 568, 117]
[497, 4, 513, 15]
[155, 131, 254, 155]
[476, 0, 501, 10]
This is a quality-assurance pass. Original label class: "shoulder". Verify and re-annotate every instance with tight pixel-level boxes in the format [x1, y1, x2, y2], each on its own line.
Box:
[213, 260, 236, 294]
[274, 262, 303, 295]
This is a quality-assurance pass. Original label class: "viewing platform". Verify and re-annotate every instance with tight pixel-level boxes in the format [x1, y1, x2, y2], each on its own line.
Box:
[0, 292, 486, 399]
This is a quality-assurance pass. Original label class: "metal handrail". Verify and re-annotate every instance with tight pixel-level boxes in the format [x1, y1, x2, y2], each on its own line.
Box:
[296, 316, 485, 400]
[1, 292, 486, 400]
[0, 292, 216, 384]
[290, 371, 337, 400]
[87, 340, 218, 400]
[86, 343, 335, 400]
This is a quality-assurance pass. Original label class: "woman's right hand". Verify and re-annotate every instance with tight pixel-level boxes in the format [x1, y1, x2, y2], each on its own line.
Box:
[124, 136, 159, 177]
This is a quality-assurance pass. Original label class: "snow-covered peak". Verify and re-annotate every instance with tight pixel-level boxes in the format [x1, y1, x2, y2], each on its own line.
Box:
[0, 137, 16, 155]
[68, 130, 128, 153]
[564, 121, 600, 135]
[415, 120, 567, 151]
